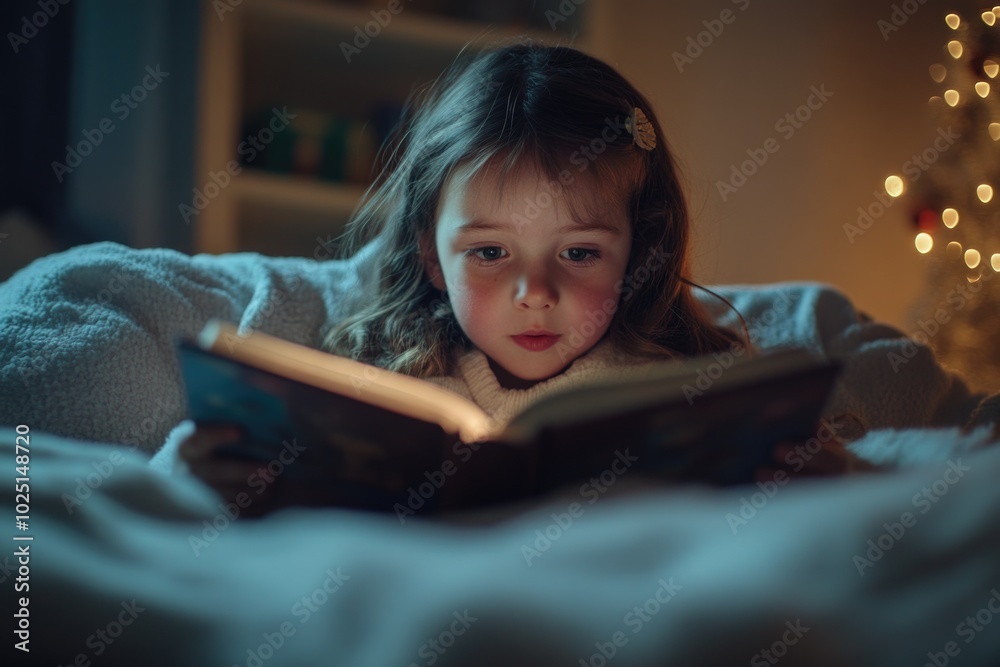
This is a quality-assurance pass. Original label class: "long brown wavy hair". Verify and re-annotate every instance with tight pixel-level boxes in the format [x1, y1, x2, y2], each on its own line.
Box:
[322, 39, 749, 377]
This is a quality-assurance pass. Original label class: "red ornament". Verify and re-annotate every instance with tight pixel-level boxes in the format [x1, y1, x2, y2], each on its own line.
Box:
[915, 208, 939, 231]
[970, 50, 987, 76]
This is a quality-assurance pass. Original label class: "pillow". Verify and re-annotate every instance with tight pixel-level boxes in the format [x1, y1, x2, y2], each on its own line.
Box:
[0, 240, 380, 453]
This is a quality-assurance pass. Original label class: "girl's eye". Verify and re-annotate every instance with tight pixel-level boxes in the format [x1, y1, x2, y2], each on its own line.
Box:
[464, 247, 601, 265]
[466, 246, 508, 263]
[561, 248, 600, 264]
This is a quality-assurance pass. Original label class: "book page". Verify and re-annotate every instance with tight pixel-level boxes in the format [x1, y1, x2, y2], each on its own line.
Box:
[501, 348, 830, 444]
[198, 319, 498, 443]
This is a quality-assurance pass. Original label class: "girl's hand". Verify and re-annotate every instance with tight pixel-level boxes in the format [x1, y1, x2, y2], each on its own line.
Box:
[755, 438, 880, 484]
[179, 423, 356, 516]
[178, 423, 284, 518]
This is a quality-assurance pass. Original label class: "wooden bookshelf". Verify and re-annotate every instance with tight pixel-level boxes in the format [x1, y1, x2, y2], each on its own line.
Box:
[192, 0, 596, 256]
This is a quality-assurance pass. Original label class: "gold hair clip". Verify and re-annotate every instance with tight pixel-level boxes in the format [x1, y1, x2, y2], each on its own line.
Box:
[625, 107, 656, 151]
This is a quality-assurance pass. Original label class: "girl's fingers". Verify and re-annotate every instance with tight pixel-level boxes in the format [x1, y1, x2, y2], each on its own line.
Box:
[187, 457, 281, 511]
[179, 424, 244, 461]
[176, 424, 298, 515]
[754, 466, 779, 484]
[771, 439, 874, 477]
[187, 457, 262, 487]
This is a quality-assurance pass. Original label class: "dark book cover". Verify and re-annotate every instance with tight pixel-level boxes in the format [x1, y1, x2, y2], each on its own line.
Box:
[177, 340, 841, 517]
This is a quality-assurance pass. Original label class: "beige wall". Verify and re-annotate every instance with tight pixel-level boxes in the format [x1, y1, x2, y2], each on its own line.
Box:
[586, 0, 978, 329]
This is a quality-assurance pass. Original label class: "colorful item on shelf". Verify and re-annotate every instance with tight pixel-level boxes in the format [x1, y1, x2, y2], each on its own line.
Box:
[239, 107, 377, 185]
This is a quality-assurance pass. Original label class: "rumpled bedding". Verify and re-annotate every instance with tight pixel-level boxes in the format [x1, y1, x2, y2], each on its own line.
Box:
[6, 424, 1000, 666]
[1, 238, 999, 665]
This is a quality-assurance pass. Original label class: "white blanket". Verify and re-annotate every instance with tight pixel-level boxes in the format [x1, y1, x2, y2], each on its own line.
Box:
[7, 424, 1000, 666]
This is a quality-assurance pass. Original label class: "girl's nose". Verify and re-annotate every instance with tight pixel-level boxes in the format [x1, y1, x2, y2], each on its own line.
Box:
[516, 273, 558, 309]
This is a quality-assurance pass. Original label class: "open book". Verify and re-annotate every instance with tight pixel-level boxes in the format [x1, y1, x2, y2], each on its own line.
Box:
[176, 319, 841, 517]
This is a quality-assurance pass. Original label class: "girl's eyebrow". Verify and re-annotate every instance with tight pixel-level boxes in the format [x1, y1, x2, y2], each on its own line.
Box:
[457, 218, 623, 235]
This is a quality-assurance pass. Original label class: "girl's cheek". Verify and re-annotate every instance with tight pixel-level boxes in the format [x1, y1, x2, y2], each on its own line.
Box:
[574, 280, 621, 312]
[452, 295, 495, 342]
[449, 285, 487, 320]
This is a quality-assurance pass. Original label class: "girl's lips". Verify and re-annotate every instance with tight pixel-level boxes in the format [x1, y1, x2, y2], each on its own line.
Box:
[511, 334, 560, 351]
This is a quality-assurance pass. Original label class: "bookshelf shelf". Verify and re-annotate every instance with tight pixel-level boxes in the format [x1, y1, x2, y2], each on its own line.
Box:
[193, 0, 594, 256]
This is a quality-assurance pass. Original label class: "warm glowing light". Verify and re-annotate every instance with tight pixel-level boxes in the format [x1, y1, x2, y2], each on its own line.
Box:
[977, 81, 991, 97]
[986, 60, 1000, 78]
[992, 253, 1000, 271]
[945, 89, 960, 106]
[991, 123, 1000, 140]
[929, 95, 943, 106]
[983, 11, 996, 25]
[946, 13, 961, 29]
[978, 184, 994, 202]
[885, 175, 904, 197]
[968, 273, 982, 283]
[947, 241, 964, 259]
[948, 40, 964, 58]
[965, 248, 982, 268]
[915, 233, 934, 253]
[942, 208, 959, 227]
[930, 63, 947, 82]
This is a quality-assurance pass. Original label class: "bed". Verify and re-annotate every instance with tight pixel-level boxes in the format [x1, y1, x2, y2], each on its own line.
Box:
[2, 237, 999, 666]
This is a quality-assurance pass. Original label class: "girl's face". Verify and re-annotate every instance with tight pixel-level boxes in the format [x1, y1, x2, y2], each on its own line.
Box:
[422, 160, 632, 389]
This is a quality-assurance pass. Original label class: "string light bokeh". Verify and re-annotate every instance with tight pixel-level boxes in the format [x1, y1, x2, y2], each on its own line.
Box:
[882, 9, 1000, 391]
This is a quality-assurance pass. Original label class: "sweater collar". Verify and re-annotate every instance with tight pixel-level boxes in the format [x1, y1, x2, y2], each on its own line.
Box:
[450, 337, 640, 423]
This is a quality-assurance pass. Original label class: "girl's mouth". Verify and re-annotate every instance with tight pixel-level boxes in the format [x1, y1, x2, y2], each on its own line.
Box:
[511, 334, 560, 351]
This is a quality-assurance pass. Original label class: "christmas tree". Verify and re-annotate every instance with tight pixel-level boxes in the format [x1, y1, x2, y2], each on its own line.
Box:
[893, 9, 1000, 392]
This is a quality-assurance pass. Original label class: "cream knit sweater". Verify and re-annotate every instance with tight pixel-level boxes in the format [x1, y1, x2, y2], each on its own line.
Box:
[422, 337, 664, 430]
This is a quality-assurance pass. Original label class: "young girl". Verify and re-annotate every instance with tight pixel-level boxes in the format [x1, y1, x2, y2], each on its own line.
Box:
[180, 41, 865, 511]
